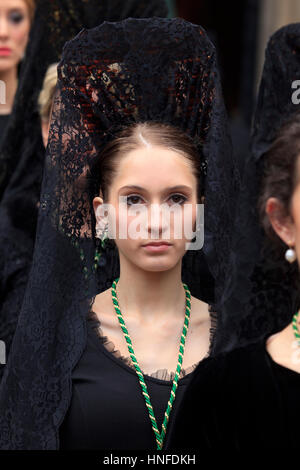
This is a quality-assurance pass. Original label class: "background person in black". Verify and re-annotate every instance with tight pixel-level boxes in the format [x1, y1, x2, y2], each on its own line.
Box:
[211, 23, 300, 355]
[165, 111, 300, 450]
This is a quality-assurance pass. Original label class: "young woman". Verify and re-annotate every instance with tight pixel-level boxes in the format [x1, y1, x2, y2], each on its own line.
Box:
[59, 121, 215, 450]
[0, 17, 239, 450]
[165, 90, 300, 451]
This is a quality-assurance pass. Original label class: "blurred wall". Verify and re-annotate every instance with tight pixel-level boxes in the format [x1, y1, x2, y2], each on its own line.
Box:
[256, 0, 300, 89]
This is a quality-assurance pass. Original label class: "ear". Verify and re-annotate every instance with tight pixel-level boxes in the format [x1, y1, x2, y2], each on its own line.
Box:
[93, 196, 108, 236]
[265, 197, 296, 247]
[93, 195, 103, 216]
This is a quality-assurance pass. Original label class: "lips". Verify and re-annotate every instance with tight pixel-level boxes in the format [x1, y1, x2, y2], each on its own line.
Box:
[0, 48, 12, 56]
[142, 241, 172, 246]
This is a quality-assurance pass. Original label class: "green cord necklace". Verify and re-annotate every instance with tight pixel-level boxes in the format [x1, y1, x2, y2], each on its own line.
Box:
[292, 310, 300, 343]
[111, 277, 191, 450]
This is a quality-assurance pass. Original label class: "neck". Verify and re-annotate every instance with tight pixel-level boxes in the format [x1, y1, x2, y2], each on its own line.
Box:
[115, 255, 187, 323]
[0, 67, 18, 115]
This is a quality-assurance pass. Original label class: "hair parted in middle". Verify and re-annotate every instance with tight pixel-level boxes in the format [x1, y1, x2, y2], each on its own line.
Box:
[91, 121, 204, 205]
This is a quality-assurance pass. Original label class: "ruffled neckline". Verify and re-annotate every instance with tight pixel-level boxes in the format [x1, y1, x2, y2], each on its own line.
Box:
[87, 304, 217, 381]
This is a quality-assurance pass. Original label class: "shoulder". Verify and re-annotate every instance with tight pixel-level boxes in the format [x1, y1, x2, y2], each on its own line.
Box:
[190, 295, 210, 323]
[187, 297, 212, 346]
[92, 287, 113, 314]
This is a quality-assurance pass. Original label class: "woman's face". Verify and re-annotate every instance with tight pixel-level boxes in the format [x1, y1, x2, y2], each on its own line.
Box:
[93, 145, 199, 272]
[266, 155, 300, 269]
[0, 0, 31, 73]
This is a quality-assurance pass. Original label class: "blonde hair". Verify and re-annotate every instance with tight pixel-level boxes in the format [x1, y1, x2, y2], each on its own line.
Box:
[38, 63, 58, 122]
[24, 0, 36, 23]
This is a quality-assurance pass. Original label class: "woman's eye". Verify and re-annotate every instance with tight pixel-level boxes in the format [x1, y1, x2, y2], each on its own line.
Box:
[169, 194, 187, 205]
[126, 194, 187, 206]
[126, 195, 144, 206]
[9, 11, 25, 24]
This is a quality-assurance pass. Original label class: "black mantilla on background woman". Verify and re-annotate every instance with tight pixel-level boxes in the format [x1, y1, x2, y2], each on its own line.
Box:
[212, 23, 300, 353]
[0, 17, 239, 450]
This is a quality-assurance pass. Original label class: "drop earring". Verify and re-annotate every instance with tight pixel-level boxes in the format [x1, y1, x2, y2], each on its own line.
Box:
[96, 221, 109, 245]
[285, 243, 297, 263]
[94, 220, 109, 270]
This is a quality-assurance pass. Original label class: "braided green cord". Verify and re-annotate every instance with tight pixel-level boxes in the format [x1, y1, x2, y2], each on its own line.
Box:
[111, 277, 191, 450]
[292, 310, 300, 344]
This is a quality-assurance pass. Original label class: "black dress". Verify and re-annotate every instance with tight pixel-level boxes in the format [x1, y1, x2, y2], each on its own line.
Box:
[58, 307, 217, 450]
[165, 333, 300, 449]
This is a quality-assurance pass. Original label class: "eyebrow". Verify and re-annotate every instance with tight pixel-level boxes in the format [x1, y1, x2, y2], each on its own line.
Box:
[6, 7, 25, 11]
[119, 185, 192, 193]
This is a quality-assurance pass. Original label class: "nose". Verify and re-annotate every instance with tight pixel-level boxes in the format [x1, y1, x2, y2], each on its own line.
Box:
[0, 17, 9, 40]
[147, 203, 171, 239]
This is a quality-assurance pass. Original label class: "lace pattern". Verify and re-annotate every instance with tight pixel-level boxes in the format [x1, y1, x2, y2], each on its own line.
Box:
[87, 304, 217, 381]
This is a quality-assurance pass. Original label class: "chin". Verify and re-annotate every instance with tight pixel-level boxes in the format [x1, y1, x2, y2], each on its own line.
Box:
[0, 61, 13, 71]
[140, 264, 173, 272]
[137, 256, 180, 272]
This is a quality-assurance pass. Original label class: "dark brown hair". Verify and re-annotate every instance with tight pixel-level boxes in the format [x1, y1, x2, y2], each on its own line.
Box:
[97, 121, 204, 204]
[258, 112, 300, 251]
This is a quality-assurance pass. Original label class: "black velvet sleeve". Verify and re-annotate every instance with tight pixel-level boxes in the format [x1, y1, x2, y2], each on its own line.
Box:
[164, 353, 229, 450]
[164, 338, 295, 450]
